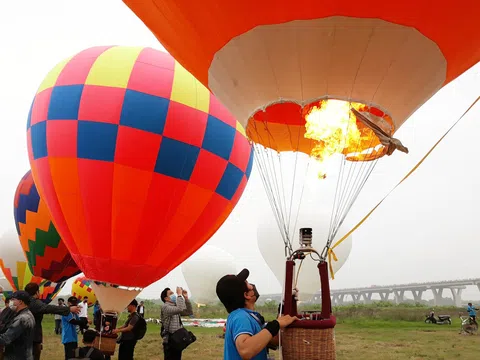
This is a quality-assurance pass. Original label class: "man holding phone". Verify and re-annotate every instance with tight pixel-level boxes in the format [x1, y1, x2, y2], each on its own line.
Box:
[160, 286, 194, 360]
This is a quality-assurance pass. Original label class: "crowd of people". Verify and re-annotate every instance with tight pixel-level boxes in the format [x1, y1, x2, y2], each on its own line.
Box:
[0, 282, 196, 360]
[0, 269, 310, 360]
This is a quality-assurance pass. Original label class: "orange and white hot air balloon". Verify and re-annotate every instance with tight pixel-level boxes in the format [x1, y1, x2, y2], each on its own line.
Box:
[124, 0, 480, 253]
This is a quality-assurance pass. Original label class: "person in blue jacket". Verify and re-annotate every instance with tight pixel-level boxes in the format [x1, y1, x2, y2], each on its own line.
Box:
[467, 302, 478, 325]
[216, 269, 297, 360]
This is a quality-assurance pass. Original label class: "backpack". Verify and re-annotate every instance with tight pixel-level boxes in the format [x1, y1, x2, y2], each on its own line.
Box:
[132, 313, 147, 340]
[69, 347, 94, 360]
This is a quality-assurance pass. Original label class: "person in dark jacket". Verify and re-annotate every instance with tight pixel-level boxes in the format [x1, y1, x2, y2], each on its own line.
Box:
[0, 297, 15, 333]
[0, 297, 16, 359]
[137, 301, 145, 318]
[0, 291, 36, 360]
[24, 282, 80, 360]
[112, 299, 141, 360]
[74, 330, 105, 360]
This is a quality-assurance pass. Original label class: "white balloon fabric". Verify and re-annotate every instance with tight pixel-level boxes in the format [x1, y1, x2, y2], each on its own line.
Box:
[0, 229, 30, 290]
[257, 208, 353, 300]
[0, 230, 25, 273]
[181, 245, 236, 304]
[0, 267, 13, 293]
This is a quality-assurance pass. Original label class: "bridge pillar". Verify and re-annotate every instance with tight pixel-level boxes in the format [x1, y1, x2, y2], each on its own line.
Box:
[350, 293, 361, 304]
[379, 291, 391, 302]
[431, 288, 444, 306]
[362, 292, 373, 304]
[331, 294, 345, 306]
[450, 287, 464, 307]
[412, 290, 424, 303]
[394, 290, 405, 304]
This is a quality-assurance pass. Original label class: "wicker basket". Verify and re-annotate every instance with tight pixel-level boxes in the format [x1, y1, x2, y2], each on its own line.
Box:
[93, 334, 118, 356]
[281, 327, 336, 360]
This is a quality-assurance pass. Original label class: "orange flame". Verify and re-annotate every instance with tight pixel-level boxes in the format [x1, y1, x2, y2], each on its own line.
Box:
[304, 99, 379, 178]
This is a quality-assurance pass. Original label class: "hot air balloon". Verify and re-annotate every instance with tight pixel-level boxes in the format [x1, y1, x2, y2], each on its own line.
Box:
[123, 0, 480, 249]
[71, 276, 97, 307]
[181, 245, 236, 304]
[13, 170, 81, 283]
[26, 46, 254, 314]
[0, 230, 65, 303]
[123, 4, 480, 358]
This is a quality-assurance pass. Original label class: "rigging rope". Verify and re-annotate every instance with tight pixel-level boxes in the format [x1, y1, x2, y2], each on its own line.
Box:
[330, 96, 480, 258]
[252, 101, 384, 258]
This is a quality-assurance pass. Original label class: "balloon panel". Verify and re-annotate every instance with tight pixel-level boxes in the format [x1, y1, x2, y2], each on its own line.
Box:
[14, 170, 80, 283]
[27, 46, 254, 288]
[38, 280, 65, 304]
[0, 231, 64, 303]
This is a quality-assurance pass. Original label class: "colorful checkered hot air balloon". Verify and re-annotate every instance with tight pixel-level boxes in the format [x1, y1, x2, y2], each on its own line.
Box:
[13, 170, 81, 283]
[71, 276, 96, 307]
[26, 46, 253, 312]
[0, 230, 65, 304]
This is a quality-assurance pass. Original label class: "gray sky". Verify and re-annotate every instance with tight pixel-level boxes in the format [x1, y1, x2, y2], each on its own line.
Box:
[0, 0, 479, 301]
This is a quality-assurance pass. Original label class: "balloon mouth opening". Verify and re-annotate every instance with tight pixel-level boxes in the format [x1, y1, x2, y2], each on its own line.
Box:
[246, 97, 397, 167]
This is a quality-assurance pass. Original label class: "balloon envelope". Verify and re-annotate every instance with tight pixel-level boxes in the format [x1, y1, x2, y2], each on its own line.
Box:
[125, 0, 480, 134]
[14, 170, 80, 283]
[181, 245, 236, 304]
[26, 46, 254, 290]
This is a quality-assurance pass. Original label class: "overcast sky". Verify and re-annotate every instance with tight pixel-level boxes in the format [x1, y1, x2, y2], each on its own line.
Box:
[0, 1, 479, 302]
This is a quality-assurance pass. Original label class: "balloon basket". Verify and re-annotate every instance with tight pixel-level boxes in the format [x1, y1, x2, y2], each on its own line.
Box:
[93, 311, 119, 356]
[281, 256, 336, 360]
[93, 334, 118, 356]
[282, 326, 335, 360]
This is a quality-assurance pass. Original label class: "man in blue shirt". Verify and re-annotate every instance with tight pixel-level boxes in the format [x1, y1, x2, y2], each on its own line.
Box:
[216, 269, 297, 360]
[62, 296, 84, 360]
[467, 303, 478, 325]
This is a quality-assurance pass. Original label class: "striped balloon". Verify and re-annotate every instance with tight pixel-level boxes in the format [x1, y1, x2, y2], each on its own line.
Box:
[14, 170, 81, 283]
[0, 230, 64, 304]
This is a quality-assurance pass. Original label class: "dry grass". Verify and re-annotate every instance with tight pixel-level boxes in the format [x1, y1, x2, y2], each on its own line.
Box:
[42, 317, 480, 359]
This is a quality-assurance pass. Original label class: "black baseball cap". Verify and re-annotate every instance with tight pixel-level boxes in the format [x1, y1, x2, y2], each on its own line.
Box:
[216, 269, 250, 313]
[11, 290, 31, 305]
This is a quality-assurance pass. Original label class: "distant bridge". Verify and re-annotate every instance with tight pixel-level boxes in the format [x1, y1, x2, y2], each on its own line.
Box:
[263, 279, 480, 307]
[319, 278, 480, 307]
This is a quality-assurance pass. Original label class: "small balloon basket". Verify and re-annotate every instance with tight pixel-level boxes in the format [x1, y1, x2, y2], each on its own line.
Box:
[280, 250, 336, 360]
[93, 312, 119, 356]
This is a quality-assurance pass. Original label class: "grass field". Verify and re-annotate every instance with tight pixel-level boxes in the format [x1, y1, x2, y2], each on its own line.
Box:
[40, 304, 480, 359]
